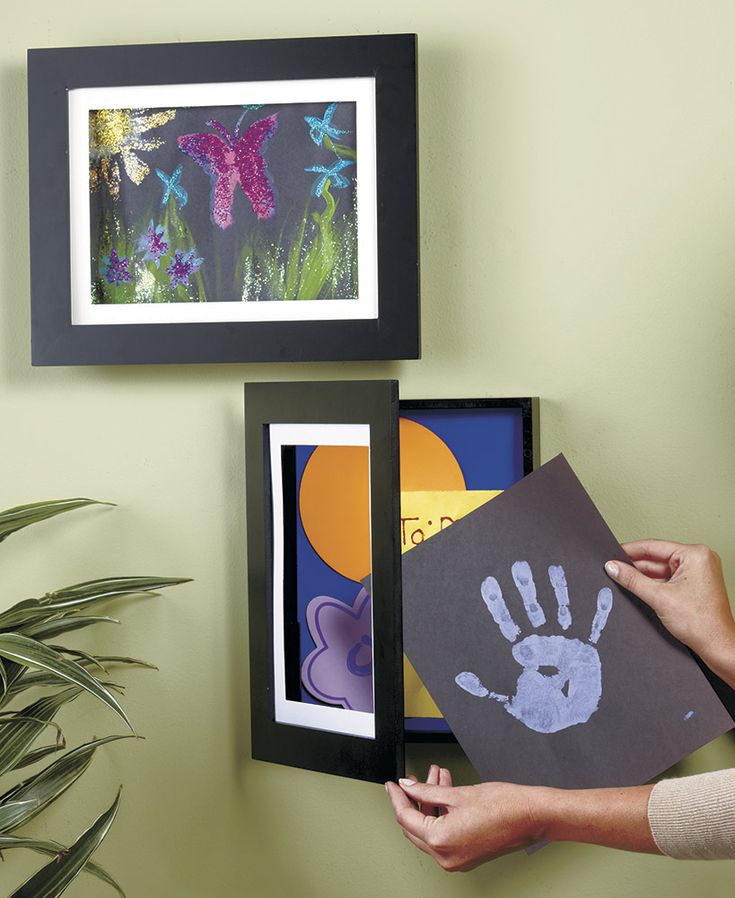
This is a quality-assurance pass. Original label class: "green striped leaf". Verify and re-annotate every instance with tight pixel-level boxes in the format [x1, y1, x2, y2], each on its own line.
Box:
[0, 635, 133, 732]
[8, 789, 121, 898]
[87, 655, 157, 670]
[21, 616, 119, 641]
[9, 742, 63, 771]
[47, 645, 107, 673]
[3, 672, 125, 700]
[0, 576, 190, 630]
[0, 661, 29, 708]
[1, 735, 132, 831]
[0, 690, 78, 778]
[3, 652, 154, 700]
[0, 800, 39, 831]
[0, 499, 109, 544]
[0, 837, 125, 897]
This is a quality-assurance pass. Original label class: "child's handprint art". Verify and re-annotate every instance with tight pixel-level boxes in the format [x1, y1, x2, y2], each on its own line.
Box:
[455, 561, 613, 733]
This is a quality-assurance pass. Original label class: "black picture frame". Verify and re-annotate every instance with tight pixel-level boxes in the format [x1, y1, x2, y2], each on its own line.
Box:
[28, 34, 419, 365]
[244, 380, 404, 783]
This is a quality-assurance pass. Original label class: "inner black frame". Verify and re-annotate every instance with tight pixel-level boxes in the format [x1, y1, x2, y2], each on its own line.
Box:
[244, 380, 404, 783]
[28, 34, 419, 365]
[398, 396, 539, 743]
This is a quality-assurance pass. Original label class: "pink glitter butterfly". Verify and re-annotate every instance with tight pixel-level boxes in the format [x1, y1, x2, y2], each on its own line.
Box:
[178, 114, 278, 230]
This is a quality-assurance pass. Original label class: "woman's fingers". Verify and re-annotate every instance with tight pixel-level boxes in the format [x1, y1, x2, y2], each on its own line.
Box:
[621, 539, 683, 562]
[438, 767, 453, 813]
[386, 781, 433, 842]
[629, 558, 672, 579]
[422, 764, 440, 814]
[401, 825, 436, 859]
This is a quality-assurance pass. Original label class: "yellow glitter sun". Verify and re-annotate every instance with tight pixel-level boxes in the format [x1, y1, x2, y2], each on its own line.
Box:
[89, 108, 176, 198]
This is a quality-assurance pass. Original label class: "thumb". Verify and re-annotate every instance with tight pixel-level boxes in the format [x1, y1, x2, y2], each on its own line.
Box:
[604, 559, 663, 610]
[398, 779, 453, 808]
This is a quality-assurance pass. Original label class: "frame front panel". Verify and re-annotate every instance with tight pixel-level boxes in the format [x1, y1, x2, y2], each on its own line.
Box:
[245, 380, 404, 782]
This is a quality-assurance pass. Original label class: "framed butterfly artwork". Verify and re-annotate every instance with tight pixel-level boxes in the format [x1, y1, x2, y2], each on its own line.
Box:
[27, 34, 419, 365]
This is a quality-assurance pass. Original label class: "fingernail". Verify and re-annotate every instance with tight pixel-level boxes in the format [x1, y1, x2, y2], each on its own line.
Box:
[605, 561, 619, 577]
[399, 778, 415, 787]
[384, 782, 389, 793]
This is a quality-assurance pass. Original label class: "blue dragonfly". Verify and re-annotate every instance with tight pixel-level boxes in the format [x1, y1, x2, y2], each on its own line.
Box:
[304, 158, 354, 197]
[304, 103, 351, 146]
[155, 164, 188, 207]
[235, 104, 264, 134]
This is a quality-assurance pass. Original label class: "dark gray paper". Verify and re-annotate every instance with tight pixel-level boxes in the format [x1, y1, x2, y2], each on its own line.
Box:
[401, 454, 733, 788]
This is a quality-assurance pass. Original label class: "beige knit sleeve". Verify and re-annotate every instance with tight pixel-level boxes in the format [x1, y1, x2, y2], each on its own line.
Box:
[647, 768, 735, 860]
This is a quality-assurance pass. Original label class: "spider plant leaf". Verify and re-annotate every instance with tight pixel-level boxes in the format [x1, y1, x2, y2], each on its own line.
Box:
[9, 742, 63, 771]
[90, 655, 158, 670]
[0, 735, 133, 830]
[7, 788, 121, 898]
[47, 645, 108, 673]
[0, 661, 28, 710]
[0, 837, 125, 897]
[0, 635, 132, 731]
[0, 689, 78, 777]
[37, 576, 191, 612]
[4, 656, 153, 699]
[20, 616, 119, 641]
[0, 659, 7, 696]
[0, 499, 110, 544]
[0, 576, 189, 631]
[0, 800, 40, 832]
[3, 671, 125, 699]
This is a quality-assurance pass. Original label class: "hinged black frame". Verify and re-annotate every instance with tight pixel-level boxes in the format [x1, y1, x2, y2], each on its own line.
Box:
[244, 380, 404, 783]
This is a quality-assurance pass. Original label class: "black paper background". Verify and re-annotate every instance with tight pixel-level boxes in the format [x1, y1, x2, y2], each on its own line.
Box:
[401, 455, 733, 788]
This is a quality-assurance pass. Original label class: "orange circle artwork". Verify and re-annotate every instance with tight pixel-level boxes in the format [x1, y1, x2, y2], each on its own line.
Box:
[299, 419, 466, 581]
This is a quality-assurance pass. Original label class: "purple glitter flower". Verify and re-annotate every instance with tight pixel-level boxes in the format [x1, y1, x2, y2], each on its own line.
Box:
[101, 248, 132, 286]
[166, 249, 204, 288]
[301, 588, 373, 712]
[136, 221, 169, 268]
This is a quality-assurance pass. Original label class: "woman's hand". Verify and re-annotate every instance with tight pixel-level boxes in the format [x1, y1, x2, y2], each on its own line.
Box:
[385, 765, 543, 872]
[605, 540, 735, 687]
[386, 766, 659, 870]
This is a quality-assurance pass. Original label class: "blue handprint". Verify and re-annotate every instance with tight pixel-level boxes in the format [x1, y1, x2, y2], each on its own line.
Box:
[455, 562, 613, 734]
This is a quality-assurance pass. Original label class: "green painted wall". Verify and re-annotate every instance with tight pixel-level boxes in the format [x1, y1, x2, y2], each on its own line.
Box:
[2, 2, 734, 895]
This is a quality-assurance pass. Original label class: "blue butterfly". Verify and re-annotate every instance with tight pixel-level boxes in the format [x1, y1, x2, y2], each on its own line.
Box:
[304, 158, 355, 197]
[304, 103, 351, 146]
[156, 164, 188, 207]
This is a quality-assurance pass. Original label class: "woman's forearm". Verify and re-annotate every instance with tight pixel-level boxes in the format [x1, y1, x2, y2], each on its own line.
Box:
[702, 626, 735, 690]
[534, 783, 660, 854]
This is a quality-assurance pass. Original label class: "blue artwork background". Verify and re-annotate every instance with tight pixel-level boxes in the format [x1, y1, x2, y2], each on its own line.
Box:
[289, 408, 526, 721]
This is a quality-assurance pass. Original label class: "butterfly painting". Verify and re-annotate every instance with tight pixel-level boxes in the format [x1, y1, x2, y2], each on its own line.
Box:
[89, 99, 358, 306]
[178, 114, 279, 229]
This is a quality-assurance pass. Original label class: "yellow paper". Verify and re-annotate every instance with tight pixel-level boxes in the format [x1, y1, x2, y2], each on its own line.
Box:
[400, 489, 502, 717]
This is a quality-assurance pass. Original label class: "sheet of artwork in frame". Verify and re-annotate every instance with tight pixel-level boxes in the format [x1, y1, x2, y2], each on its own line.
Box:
[244, 380, 404, 783]
[28, 35, 419, 365]
[396, 398, 538, 740]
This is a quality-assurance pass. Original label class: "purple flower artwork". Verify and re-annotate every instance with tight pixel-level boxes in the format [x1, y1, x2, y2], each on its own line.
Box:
[101, 248, 132, 286]
[166, 249, 204, 288]
[136, 221, 169, 268]
[301, 588, 374, 712]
